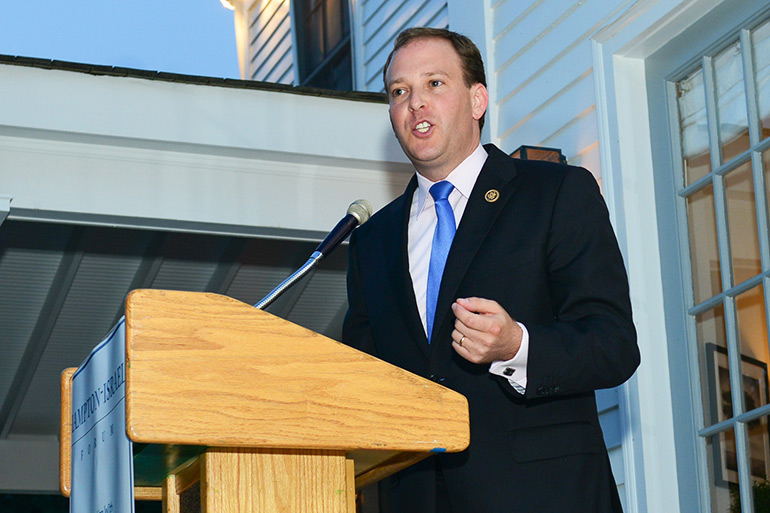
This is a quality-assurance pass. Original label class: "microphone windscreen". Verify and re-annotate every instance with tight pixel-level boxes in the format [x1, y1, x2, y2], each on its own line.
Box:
[347, 199, 373, 225]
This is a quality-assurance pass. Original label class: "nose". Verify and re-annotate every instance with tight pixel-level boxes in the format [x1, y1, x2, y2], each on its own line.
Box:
[408, 89, 425, 112]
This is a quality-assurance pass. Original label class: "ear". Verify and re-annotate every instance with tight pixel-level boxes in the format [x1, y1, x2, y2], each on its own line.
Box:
[470, 83, 489, 121]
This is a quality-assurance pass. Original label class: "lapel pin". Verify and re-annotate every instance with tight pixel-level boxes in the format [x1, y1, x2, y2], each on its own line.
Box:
[485, 189, 500, 203]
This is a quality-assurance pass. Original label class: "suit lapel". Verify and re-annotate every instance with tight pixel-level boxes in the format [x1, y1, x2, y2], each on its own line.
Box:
[430, 145, 520, 344]
[383, 176, 431, 356]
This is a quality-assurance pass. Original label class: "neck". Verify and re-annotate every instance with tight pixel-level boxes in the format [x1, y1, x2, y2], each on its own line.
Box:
[416, 168, 452, 182]
[415, 141, 481, 182]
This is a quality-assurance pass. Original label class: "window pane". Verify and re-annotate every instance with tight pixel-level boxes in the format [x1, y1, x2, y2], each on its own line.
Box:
[748, 415, 770, 482]
[306, 6, 324, 68]
[294, 0, 352, 91]
[753, 18, 770, 141]
[737, 285, 769, 414]
[325, 0, 348, 51]
[331, 46, 352, 89]
[698, 305, 728, 427]
[687, 183, 722, 303]
[714, 42, 751, 162]
[765, 149, 770, 222]
[725, 161, 761, 286]
[717, 419, 770, 512]
[306, 45, 351, 90]
[678, 69, 712, 185]
[706, 429, 739, 512]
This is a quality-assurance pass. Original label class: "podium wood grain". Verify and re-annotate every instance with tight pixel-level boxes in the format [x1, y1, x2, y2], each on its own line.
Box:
[201, 448, 350, 513]
[60, 289, 469, 511]
[124, 289, 469, 452]
[59, 368, 75, 496]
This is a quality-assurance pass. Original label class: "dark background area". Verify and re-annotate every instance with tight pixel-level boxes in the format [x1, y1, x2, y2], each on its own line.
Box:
[0, 493, 161, 512]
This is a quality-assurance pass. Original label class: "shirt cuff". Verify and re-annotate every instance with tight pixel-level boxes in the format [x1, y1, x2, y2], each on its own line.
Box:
[488, 322, 529, 393]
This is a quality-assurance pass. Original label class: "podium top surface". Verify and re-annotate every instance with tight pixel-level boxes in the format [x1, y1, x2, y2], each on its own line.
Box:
[123, 289, 469, 453]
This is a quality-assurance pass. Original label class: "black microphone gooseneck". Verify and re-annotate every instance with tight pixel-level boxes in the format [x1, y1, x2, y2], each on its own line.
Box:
[254, 199, 372, 310]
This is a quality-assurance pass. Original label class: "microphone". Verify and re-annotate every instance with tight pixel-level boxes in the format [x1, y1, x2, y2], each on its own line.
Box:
[255, 199, 373, 310]
[314, 199, 373, 257]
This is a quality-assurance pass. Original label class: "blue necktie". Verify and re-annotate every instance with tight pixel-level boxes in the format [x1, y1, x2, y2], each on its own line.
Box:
[426, 181, 456, 342]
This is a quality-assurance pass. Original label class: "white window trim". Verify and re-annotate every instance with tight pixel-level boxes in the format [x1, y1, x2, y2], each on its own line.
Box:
[349, 0, 365, 91]
[590, 1, 737, 512]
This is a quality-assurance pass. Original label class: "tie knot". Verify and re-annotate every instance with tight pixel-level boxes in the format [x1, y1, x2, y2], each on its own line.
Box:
[430, 180, 454, 202]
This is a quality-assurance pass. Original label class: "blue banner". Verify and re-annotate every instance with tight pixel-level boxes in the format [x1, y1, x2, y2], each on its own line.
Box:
[70, 319, 134, 513]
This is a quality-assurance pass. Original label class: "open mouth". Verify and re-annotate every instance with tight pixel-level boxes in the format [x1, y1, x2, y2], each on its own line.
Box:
[415, 121, 431, 134]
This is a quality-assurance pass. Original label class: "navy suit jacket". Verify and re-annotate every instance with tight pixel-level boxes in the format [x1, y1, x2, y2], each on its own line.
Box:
[343, 144, 640, 512]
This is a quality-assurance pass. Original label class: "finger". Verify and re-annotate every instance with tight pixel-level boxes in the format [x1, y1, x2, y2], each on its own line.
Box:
[453, 299, 506, 333]
[456, 317, 510, 357]
[453, 304, 495, 334]
[456, 297, 503, 315]
[451, 328, 468, 347]
[452, 339, 483, 364]
[452, 301, 485, 325]
[453, 318, 485, 343]
[451, 333, 472, 355]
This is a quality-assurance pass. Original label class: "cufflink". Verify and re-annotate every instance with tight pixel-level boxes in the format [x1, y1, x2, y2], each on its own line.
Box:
[503, 367, 514, 376]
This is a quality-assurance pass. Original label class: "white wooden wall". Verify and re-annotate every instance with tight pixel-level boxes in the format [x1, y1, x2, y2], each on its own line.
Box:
[247, 0, 295, 84]
[487, 2, 641, 506]
[244, 0, 449, 90]
[0, 63, 410, 234]
[352, 0, 448, 92]
[241, 0, 646, 507]
[241, 0, 639, 177]
[491, 0, 636, 180]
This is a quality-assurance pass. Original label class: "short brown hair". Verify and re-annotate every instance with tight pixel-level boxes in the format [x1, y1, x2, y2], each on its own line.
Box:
[382, 27, 487, 130]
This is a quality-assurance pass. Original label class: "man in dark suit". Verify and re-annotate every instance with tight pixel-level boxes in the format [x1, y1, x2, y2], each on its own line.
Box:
[342, 27, 640, 513]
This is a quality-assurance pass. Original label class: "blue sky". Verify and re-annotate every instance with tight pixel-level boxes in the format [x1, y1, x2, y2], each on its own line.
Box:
[0, 0, 240, 79]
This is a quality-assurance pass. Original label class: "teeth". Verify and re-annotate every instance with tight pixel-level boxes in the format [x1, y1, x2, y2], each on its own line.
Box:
[415, 121, 431, 133]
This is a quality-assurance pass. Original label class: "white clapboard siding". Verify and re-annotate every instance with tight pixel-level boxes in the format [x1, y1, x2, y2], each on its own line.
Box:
[356, 0, 448, 92]
[489, 1, 639, 501]
[346, 2, 634, 493]
[248, 0, 295, 84]
[501, 72, 598, 163]
[570, 141, 602, 178]
[493, 0, 635, 179]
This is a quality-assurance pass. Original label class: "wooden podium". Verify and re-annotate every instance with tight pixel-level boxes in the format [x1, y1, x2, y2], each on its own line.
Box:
[60, 289, 469, 512]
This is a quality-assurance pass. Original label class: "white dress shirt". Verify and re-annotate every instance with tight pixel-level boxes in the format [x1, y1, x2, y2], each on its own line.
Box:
[407, 144, 529, 392]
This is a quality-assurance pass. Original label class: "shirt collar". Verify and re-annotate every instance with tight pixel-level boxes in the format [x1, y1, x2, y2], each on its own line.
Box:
[415, 144, 488, 218]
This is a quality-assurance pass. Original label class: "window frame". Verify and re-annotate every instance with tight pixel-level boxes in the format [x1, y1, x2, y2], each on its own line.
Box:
[633, 3, 770, 511]
[664, 13, 770, 511]
[590, 0, 770, 511]
[291, 0, 353, 90]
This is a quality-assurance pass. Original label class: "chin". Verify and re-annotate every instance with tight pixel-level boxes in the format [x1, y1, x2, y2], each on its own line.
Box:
[407, 144, 442, 162]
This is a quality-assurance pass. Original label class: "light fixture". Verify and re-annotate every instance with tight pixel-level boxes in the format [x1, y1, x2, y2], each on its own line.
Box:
[510, 145, 567, 165]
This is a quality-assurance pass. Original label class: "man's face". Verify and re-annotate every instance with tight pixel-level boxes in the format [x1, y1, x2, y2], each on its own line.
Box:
[386, 37, 487, 181]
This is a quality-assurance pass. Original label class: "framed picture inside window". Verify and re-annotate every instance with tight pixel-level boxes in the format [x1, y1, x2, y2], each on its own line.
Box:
[706, 343, 770, 487]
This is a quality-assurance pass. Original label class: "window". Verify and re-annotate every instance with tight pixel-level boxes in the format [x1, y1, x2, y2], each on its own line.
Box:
[671, 15, 770, 512]
[293, 0, 352, 90]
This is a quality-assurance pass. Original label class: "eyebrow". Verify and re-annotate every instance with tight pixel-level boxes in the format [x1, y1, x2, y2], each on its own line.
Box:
[388, 69, 450, 88]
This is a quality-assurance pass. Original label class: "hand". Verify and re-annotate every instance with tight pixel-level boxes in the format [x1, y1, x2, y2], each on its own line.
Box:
[451, 297, 522, 364]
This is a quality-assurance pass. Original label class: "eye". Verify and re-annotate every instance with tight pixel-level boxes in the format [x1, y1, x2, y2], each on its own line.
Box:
[430, 79, 443, 87]
[390, 87, 406, 98]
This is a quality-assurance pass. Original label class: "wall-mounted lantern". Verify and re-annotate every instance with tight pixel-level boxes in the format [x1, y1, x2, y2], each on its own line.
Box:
[510, 145, 567, 165]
